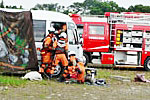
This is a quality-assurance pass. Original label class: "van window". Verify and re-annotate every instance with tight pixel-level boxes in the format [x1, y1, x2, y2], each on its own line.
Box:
[68, 29, 76, 45]
[68, 22, 75, 29]
[33, 20, 46, 42]
[89, 25, 104, 35]
[68, 22, 78, 44]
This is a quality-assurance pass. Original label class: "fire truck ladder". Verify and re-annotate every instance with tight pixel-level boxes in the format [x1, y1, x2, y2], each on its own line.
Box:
[109, 24, 116, 50]
[108, 13, 150, 26]
[108, 13, 150, 50]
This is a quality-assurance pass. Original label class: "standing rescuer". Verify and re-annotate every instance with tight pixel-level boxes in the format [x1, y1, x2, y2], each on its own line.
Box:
[39, 27, 56, 77]
[52, 24, 68, 79]
[53, 31, 68, 69]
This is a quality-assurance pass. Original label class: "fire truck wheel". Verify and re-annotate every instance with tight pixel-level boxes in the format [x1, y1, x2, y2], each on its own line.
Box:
[144, 57, 150, 71]
[83, 53, 89, 66]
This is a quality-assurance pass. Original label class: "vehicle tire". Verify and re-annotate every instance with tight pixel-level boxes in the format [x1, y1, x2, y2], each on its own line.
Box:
[83, 53, 89, 66]
[52, 63, 63, 77]
[144, 57, 150, 71]
[45, 63, 63, 78]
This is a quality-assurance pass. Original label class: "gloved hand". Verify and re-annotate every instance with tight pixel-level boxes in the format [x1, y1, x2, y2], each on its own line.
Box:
[75, 68, 82, 74]
[64, 66, 68, 70]
[52, 47, 55, 51]
[68, 62, 73, 66]
[72, 60, 77, 66]
[66, 74, 70, 79]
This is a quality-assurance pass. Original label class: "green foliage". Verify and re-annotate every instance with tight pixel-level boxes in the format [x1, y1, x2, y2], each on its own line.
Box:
[128, 4, 150, 13]
[0, 0, 4, 8]
[67, 2, 83, 14]
[66, 0, 150, 15]
[1, 0, 150, 17]
[67, 0, 127, 15]
[0, 0, 23, 9]
[31, 3, 65, 12]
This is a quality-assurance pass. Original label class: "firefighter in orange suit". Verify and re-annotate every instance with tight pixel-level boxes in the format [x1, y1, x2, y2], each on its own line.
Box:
[53, 31, 68, 69]
[62, 51, 85, 83]
[62, 51, 77, 81]
[69, 51, 85, 83]
[39, 29, 55, 75]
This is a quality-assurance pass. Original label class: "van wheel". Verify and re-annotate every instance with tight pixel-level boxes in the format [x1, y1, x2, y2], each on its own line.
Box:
[45, 63, 63, 78]
[83, 53, 89, 66]
[144, 57, 150, 71]
[52, 63, 63, 77]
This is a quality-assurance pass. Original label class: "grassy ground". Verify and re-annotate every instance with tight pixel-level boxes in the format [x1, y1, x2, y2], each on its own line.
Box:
[0, 75, 27, 87]
[1, 67, 150, 100]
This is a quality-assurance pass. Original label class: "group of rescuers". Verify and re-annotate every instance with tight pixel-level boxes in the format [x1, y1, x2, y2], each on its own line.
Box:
[39, 23, 85, 83]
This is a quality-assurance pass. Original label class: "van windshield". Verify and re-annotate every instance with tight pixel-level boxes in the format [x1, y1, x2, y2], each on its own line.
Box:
[68, 22, 78, 44]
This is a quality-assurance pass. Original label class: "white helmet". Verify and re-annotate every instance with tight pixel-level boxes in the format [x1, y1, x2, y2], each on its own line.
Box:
[59, 32, 67, 38]
[68, 51, 76, 57]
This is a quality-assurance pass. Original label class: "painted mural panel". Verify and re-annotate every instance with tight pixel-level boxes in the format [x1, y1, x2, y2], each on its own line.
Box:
[0, 10, 38, 71]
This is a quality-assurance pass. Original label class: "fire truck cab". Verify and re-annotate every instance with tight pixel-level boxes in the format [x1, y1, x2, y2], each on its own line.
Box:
[70, 12, 150, 70]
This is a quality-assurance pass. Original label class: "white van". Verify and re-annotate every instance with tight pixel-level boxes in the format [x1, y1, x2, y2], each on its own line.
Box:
[31, 10, 83, 61]
[0, 9, 83, 76]
[31, 10, 83, 76]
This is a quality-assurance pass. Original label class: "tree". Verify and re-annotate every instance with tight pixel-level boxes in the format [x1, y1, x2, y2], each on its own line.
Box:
[128, 5, 150, 13]
[0, 0, 23, 9]
[0, 0, 4, 8]
[31, 3, 65, 12]
[5, 5, 23, 9]
[66, 2, 83, 14]
[66, 0, 126, 15]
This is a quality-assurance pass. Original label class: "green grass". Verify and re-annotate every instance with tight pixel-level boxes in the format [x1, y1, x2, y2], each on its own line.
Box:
[96, 69, 111, 79]
[0, 75, 27, 87]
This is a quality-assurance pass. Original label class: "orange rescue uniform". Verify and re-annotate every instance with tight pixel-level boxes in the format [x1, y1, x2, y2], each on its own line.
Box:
[76, 62, 85, 83]
[63, 55, 85, 83]
[39, 34, 55, 74]
[53, 36, 68, 67]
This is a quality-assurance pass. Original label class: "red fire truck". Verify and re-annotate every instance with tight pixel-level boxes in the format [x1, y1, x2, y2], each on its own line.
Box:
[70, 12, 150, 70]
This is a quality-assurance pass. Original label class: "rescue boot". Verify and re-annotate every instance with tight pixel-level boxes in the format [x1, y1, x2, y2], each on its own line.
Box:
[39, 63, 46, 73]
[47, 74, 52, 79]
[39, 67, 44, 73]
[64, 66, 68, 70]
[44, 67, 53, 79]
[58, 76, 65, 82]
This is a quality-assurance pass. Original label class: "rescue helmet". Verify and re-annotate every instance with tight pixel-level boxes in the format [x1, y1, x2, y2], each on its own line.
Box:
[48, 26, 55, 33]
[59, 32, 67, 38]
[68, 51, 76, 57]
[53, 24, 62, 31]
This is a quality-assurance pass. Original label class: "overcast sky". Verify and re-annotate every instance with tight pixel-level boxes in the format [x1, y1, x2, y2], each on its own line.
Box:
[1, 0, 150, 9]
